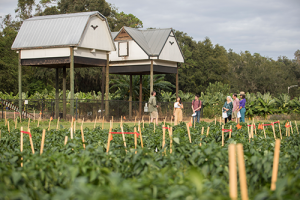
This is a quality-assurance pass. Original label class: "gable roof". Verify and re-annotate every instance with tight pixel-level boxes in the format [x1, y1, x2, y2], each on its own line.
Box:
[12, 11, 115, 50]
[112, 27, 184, 59]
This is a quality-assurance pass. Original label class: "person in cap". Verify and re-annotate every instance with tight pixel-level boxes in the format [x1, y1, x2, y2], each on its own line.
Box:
[238, 92, 246, 122]
[148, 91, 159, 125]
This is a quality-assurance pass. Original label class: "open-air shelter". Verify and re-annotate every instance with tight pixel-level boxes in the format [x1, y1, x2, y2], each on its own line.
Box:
[11, 11, 116, 119]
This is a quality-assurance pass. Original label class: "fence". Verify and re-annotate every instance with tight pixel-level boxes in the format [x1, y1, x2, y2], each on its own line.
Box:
[1, 99, 204, 121]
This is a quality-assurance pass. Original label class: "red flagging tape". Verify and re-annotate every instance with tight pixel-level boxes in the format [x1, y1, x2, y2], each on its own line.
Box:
[263, 121, 280, 126]
[21, 131, 32, 138]
[222, 129, 232, 132]
[247, 124, 256, 128]
[163, 127, 170, 130]
[109, 132, 140, 137]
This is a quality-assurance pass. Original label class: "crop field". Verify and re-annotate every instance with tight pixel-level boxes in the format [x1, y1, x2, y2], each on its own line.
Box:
[1, 118, 300, 200]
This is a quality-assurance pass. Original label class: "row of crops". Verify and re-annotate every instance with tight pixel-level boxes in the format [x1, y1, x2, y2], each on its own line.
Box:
[1, 119, 300, 199]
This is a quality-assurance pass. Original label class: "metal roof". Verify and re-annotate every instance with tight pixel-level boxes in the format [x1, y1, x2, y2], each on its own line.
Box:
[114, 27, 183, 57]
[11, 11, 113, 50]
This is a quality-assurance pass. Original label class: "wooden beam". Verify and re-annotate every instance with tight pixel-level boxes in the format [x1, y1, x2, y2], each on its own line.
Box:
[150, 60, 153, 95]
[105, 53, 109, 117]
[18, 50, 22, 119]
[101, 66, 105, 117]
[63, 66, 66, 120]
[55, 68, 59, 119]
[139, 75, 142, 118]
[70, 47, 74, 116]
[176, 63, 179, 98]
[129, 75, 132, 119]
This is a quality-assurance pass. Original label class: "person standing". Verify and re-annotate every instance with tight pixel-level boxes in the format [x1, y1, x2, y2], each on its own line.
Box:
[238, 92, 246, 122]
[148, 91, 159, 125]
[232, 93, 240, 123]
[191, 94, 202, 124]
[222, 96, 233, 123]
[174, 97, 183, 125]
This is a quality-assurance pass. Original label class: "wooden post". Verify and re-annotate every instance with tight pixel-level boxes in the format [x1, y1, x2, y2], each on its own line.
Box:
[271, 139, 281, 191]
[222, 125, 224, 147]
[206, 127, 210, 136]
[186, 123, 191, 143]
[129, 75, 132, 119]
[64, 136, 68, 145]
[169, 127, 173, 153]
[101, 65, 105, 120]
[55, 68, 59, 119]
[290, 121, 294, 134]
[134, 127, 137, 154]
[251, 124, 254, 139]
[28, 128, 35, 154]
[237, 144, 248, 200]
[105, 53, 110, 117]
[162, 126, 166, 149]
[150, 60, 153, 95]
[272, 123, 276, 139]
[120, 126, 127, 152]
[40, 129, 46, 155]
[20, 127, 23, 167]
[70, 126, 73, 139]
[81, 125, 85, 150]
[63, 66, 66, 119]
[263, 123, 266, 138]
[295, 121, 299, 134]
[139, 75, 142, 118]
[8, 121, 10, 133]
[200, 127, 204, 146]
[70, 47, 74, 116]
[278, 122, 282, 139]
[106, 128, 112, 153]
[102, 116, 104, 130]
[229, 125, 232, 138]
[176, 64, 178, 98]
[57, 117, 60, 130]
[18, 51, 22, 120]
[139, 125, 143, 148]
[228, 144, 237, 200]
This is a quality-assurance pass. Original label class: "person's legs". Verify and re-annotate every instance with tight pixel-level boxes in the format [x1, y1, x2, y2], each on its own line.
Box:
[240, 108, 246, 122]
[228, 115, 232, 121]
[225, 117, 228, 123]
[196, 110, 200, 123]
[174, 109, 178, 125]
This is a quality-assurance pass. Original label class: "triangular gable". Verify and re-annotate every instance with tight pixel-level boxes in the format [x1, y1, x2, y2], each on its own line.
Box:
[115, 28, 133, 41]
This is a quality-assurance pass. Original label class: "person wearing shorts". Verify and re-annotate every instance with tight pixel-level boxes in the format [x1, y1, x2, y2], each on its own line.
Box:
[232, 93, 240, 123]
[148, 91, 159, 125]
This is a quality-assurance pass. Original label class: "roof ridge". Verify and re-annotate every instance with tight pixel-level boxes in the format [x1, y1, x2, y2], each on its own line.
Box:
[27, 11, 103, 21]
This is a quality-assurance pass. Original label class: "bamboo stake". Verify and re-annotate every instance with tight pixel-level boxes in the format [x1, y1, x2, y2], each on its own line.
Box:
[162, 126, 166, 149]
[237, 144, 248, 200]
[5, 111, 6, 124]
[57, 117, 60, 130]
[70, 127, 73, 139]
[139, 125, 143, 148]
[251, 124, 254, 138]
[229, 125, 232, 138]
[254, 123, 257, 135]
[272, 123, 276, 140]
[228, 144, 237, 200]
[81, 125, 85, 150]
[102, 116, 104, 130]
[40, 129, 46, 155]
[106, 128, 112, 153]
[28, 128, 35, 154]
[278, 122, 282, 139]
[81, 118, 84, 127]
[206, 127, 210, 136]
[169, 127, 173, 153]
[271, 139, 281, 191]
[20, 127, 23, 167]
[37, 117, 40, 127]
[138, 121, 140, 132]
[222, 125, 224, 147]
[15, 118, 17, 129]
[200, 127, 204, 146]
[290, 121, 293, 134]
[186, 123, 191, 143]
[134, 127, 137, 154]
[295, 121, 299, 134]
[120, 125, 127, 152]
[48, 118, 51, 131]
[263, 123, 266, 138]
[8, 121, 10, 133]
[64, 136, 68, 145]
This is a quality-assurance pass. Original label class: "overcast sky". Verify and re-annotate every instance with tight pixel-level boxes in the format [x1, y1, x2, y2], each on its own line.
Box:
[1, 0, 299, 60]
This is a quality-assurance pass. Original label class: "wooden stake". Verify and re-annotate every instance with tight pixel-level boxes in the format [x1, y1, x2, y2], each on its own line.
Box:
[93, 116, 97, 129]
[28, 128, 35, 154]
[102, 116, 104, 130]
[162, 126, 166, 149]
[251, 124, 254, 138]
[134, 127, 137, 154]
[64, 136, 68, 145]
[278, 122, 282, 139]
[120, 125, 127, 152]
[106, 128, 112, 153]
[139, 125, 143, 148]
[48, 118, 51, 131]
[206, 127, 210, 136]
[200, 127, 204, 146]
[81, 125, 85, 150]
[272, 123, 276, 139]
[222, 125, 224, 146]
[40, 129, 46, 155]
[186, 123, 191, 143]
[254, 123, 257, 135]
[228, 144, 237, 200]
[5, 111, 6, 123]
[70, 127, 73, 139]
[169, 127, 173, 153]
[8, 121, 10, 133]
[295, 121, 299, 134]
[34, 110, 35, 122]
[229, 125, 232, 138]
[20, 127, 23, 167]
[290, 121, 293, 134]
[237, 144, 248, 200]
[271, 139, 281, 191]
[37, 117, 40, 127]
[81, 118, 84, 127]
[57, 117, 60, 130]
[263, 123, 266, 138]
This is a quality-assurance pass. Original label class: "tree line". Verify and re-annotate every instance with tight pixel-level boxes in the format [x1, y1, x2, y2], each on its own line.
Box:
[0, 0, 300, 100]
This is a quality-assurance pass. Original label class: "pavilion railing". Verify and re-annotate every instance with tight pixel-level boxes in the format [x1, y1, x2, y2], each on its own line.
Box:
[0, 99, 204, 121]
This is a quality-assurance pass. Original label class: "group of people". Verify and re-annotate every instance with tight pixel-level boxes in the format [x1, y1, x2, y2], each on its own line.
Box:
[222, 92, 246, 123]
[148, 91, 246, 125]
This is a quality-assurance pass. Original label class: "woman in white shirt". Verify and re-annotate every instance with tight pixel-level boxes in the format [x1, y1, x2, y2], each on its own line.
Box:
[174, 97, 183, 125]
